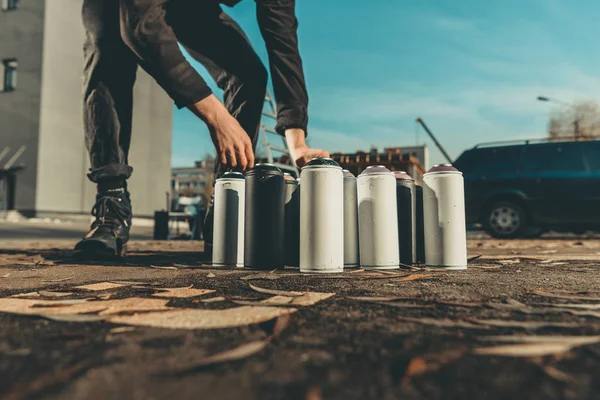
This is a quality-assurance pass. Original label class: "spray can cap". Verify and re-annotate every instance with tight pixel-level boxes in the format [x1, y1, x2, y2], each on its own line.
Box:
[246, 163, 283, 177]
[360, 165, 392, 176]
[342, 169, 355, 178]
[303, 158, 341, 169]
[220, 171, 245, 180]
[393, 171, 413, 181]
[426, 164, 461, 174]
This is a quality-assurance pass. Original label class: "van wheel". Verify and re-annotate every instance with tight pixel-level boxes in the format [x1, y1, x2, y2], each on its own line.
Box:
[483, 200, 526, 239]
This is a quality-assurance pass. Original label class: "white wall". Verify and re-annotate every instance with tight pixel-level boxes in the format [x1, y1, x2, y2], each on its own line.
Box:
[35, 0, 173, 216]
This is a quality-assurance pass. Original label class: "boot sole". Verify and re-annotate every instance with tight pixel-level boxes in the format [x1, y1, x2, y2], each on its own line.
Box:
[73, 240, 127, 261]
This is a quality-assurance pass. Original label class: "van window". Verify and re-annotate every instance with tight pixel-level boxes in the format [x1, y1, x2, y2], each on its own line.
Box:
[581, 141, 600, 171]
[466, 146, 521, 174]
[522, 143, 586, 173]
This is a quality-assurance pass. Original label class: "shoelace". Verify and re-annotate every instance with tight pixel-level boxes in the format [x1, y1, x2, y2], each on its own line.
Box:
[91, 195, 130, 227]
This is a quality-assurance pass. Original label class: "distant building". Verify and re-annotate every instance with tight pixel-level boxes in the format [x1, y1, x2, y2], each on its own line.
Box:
[257, 145, 429, 180]
[0, 0, 173, 217]
[171, 159, 214, 206]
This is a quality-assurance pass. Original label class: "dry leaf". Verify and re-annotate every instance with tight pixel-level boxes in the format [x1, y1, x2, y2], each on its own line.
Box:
[473, 337, 600, 357]
[43, 314, 107, 323]
[200, 297, 226, 303]
[108, 306, 296, 330]
[241, 273, 282, 281]
[434, 300, 481, 308]
[467, 318, 580, 330]
[480, 335, 600, 344]
[73, 282, 126, 291]
[529, 289, 600, 301]
[397, 274, 433, 282]
[10, 292, 41, 299]
[397, 316, 491, 330]
[497, 259, 520, 265]
[248, 283, 305, 297]
[234, 292, 335, 307]
[467, 255, 482, 263]
[152, 287, 215, 299]
[347, 296, 414, 302]
[42, 276, 74, 283]
[0, 297, 171, 318]
[1, 273, 11, 278]
[176, 340, 268, 371]
[402, 349, 467, 385]
[207, 273, 216, 278]
[109, 327, 136, 334]
[150, 265, 178, 270]
[37, 290, 73, 298]
[532, 302, 600, 310]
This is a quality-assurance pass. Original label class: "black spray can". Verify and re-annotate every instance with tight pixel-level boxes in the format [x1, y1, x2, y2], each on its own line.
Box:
[244, 164, 285, 270]
[415, 184, 426, 264]
[284, 173, 300, 267]
[394, 171, 416, 265]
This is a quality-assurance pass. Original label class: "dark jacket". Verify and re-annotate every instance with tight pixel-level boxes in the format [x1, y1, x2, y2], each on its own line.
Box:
[120, 0, 308, 136]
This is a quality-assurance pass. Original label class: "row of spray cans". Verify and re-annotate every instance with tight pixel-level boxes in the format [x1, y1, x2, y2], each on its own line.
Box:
[212, 159, 467, 271]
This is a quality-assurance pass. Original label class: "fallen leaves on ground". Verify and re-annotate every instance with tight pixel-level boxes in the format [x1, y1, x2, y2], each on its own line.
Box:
[467, 318, 580, 330]
[41, 276, 74, 283]
[248, 283, 305, 297]
[109, 326, 137, 334]
[169, 314, 292, 373]
[396, 274, 433, 282]
[0, 297, 172, 318]
[402, 349, 467, 385]
[346, 296, 414, 302]
[529, 289, 600, 301]
[73, 282, 127, 291]
[108, 306, 296, 330]
[397, 316, 491, 330]
[151, 287, 215, 299]
[199, 297, 226, 303]
[150, 265, 178, 270]
[43, 314, 107, 323]
[233, 292, 335, 307]
[37, 290, 72, 298]
[474, 335, 600, 357]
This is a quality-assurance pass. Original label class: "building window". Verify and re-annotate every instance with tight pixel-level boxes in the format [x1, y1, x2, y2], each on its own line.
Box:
[1, 0, 19, 11]
[0, 59, 17, 92]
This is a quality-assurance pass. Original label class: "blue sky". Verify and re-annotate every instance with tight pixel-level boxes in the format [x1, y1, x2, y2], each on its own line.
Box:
[171, 0, 600, 168]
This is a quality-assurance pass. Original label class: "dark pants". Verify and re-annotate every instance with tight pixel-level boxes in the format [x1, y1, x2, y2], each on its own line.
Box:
[82, 0, 267, 184]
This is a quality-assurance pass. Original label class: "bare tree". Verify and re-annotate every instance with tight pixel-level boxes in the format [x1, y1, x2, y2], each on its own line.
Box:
[547, 100, 600, 140]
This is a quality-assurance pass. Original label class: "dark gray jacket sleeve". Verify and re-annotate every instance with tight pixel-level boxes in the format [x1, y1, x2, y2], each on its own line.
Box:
[255, 0, 309, 136]
[119, 0, 212, 108]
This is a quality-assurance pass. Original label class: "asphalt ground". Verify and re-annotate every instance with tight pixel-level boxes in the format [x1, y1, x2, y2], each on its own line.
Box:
[0, 238, 599, 399]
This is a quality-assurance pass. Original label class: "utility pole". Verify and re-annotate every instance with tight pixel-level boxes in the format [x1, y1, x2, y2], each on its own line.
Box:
[415, 118, 453, 165]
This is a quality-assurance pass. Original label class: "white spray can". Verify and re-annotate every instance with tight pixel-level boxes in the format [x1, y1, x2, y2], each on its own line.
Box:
[343, 169, 359, 267]
[212, 172, 245, 267]
[300, 158, 344, 273]
[423, 164, 467, 269]
[357, 166, 400, 269]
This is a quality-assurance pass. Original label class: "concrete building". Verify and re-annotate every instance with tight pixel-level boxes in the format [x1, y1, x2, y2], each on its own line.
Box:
[171, 159, 214, 202]
[0, 0, 173, 217]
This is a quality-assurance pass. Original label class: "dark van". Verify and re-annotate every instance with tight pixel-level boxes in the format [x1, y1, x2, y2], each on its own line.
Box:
[453, 139, 600, 238]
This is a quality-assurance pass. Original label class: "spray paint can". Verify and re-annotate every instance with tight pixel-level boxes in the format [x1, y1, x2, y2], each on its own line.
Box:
[357, 166, 400, 269]
[212, 172, 245, 267]
[423, 164, 467, 269]
[343, 169, 359, 267]
[284, 173, 300, 267]
[394, 171, 416, 266]
[300, 158, 344, 273]
[415, 184, 426, 264]
[244, 164, 285, 270]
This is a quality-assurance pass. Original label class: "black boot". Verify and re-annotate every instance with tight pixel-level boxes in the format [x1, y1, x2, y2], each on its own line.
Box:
[74, 188, 132, 259]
